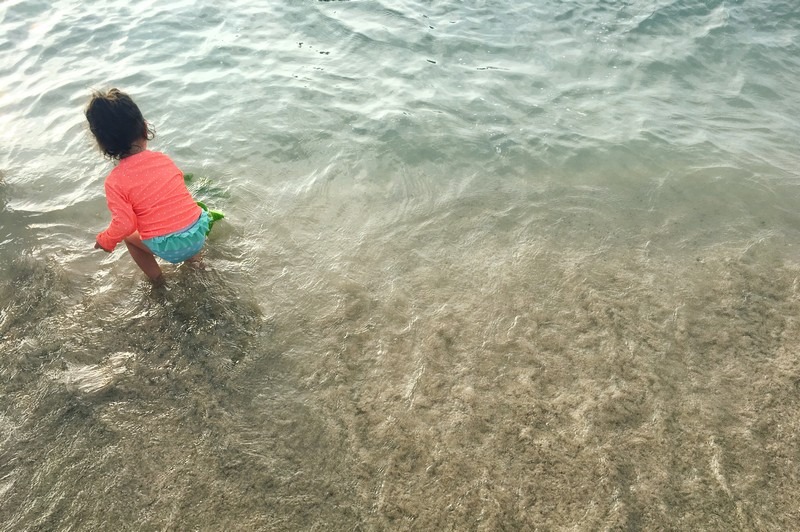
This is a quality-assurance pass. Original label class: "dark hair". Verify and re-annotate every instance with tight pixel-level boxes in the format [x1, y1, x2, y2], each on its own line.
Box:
[85, 88, 155, 159]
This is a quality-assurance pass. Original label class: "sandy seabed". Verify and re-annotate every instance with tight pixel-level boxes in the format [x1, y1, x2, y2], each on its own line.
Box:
[2, 206, 800, 531]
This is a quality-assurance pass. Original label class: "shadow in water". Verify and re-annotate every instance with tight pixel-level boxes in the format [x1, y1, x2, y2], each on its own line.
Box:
[0, 256, 272, 526]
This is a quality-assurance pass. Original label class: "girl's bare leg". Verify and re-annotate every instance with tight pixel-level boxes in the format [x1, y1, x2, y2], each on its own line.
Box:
[185, 250, 205, 268]
[124, 233, 163, 281]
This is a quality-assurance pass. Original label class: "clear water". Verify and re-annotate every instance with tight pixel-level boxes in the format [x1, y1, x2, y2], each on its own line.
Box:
[2, 0, 800, 529]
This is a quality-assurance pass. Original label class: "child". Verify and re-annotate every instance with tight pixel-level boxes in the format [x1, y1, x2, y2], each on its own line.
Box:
[86, 88, 209, 283]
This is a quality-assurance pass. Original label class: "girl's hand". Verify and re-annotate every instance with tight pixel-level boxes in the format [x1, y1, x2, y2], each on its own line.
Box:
[94, 241, 110, 252]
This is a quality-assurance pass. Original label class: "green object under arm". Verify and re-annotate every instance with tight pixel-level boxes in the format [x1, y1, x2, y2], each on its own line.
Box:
[196, 201, 225, 236]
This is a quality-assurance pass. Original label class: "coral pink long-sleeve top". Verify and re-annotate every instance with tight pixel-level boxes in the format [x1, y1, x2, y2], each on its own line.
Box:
[96, 150, 201, 251]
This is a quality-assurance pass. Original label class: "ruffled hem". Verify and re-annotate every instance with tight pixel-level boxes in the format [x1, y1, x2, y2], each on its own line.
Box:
[143, 211, 209, 263]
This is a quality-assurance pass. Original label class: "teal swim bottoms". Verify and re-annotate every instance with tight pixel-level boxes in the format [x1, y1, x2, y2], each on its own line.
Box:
[143, 210, 210, 264]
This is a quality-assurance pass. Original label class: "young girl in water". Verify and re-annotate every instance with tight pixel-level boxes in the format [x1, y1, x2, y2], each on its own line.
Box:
[86, 88, 209, 283]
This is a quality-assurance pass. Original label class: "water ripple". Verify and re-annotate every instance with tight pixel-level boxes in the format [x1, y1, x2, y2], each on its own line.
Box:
[2, 0, 800, 528]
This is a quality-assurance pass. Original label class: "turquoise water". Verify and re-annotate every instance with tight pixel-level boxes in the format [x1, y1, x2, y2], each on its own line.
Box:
[2, 0, 800, 529]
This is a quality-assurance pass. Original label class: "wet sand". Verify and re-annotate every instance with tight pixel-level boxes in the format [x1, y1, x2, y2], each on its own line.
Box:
[2, 185, 800, 529]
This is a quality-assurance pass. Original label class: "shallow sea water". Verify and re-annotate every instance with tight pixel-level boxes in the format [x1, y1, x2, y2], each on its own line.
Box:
[2, 0, 800, 529]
